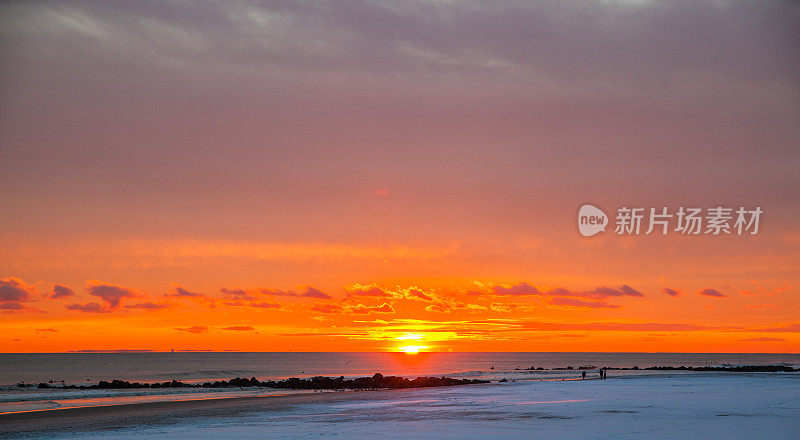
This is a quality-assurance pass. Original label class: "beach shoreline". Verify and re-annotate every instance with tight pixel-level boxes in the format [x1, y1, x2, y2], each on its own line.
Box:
[3, 372, 799, 438]
[0, 386, 440, 435]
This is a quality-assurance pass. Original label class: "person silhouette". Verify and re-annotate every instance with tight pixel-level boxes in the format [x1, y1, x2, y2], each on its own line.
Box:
[582, 371, 586, 379]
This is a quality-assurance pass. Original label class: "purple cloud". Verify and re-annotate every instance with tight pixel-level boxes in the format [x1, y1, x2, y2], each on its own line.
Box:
[549, 298, 621, 309]
[698, 288, 727, 298]
[262, 289, 298, 297]
[175, 326, 208, 334]
[587, 285, 644, 298]
[346, 285, 394, 297]
[0, 302, 25, 310]
[222, 326, 255, 331]
[221, 288, 255, 301]
[167, 287, 204, 297]
[481, 283, 643, 299]
[663, 288, 680, 297]
[247, 302, 281, 309]
[300, 286, 332, 299]
[51, 284, 75, 299]
[739, 337, 785, 342]
[489, 283, 542, 296]
[124, 302, 169, 311]
[66, 302, 107, 313]
[87, 283, 136, 308]
[0, 277, 34, 302]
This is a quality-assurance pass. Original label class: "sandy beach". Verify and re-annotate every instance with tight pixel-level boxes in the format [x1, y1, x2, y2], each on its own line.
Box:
[2, 372, 799, 439]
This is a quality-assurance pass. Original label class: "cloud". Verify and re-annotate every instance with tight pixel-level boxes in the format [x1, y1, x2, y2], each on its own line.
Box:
[167, 286, 205, 298]
[300, 286, 332, 299]
[0, 302, 25, 310]
[403, 287, 434, 301]
[346, 284, 395, 298]
[544, 285, 643, 299]
[425, 303, 452, 313]
[221, 288, 256, 301]
[345, 284, 434, 301]
[259, 286, 331, 299]
[0, 299, 42, 313]
[582, 285, 644, 298]
[124, 302, 169, 311]
[477, 283, 643, 300]
[489, 302, 523, 313]
[663, 288, 680, 297]
[222, 326, 255, 331]
[486, 283, 541, 296]
[0, 277, 35, 302]
[36, 328, 58, 332]
[223, 300, 280, 309]
[745, 304, 775, 310]
[748, 323, 800, 333]
[51, 284, 74, 299]
[262, 289, 297, 297]
[66, 302, 108, 313]
[87, 282, 136, 308]
[698, 288, 727, 298]
[246, 302, 281, 309]
[739, 337, 786, 342]
[175, 326, 208, 334]
[310, 304, 344, 314]
[549, 298, 621, 309]
[349, 303, 395, 314]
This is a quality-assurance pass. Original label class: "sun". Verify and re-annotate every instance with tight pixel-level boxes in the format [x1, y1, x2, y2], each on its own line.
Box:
[399, 345, 427, 354]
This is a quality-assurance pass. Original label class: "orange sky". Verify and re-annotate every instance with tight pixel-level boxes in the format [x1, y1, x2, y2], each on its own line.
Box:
[2, 228, 798, 353]
[1, 1, 798, 353]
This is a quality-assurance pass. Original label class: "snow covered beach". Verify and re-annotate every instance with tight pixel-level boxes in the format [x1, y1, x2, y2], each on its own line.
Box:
[2, 372, 798, 439]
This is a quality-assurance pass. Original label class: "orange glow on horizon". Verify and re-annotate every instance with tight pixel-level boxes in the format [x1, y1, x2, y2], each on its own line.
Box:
[399, 345, 427, 354]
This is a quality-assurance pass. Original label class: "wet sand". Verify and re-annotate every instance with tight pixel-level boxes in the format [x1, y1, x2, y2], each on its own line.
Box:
[0, 388, 404, 435]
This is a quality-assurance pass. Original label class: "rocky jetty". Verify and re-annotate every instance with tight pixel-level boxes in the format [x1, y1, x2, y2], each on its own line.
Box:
[34, 373, 489, 390]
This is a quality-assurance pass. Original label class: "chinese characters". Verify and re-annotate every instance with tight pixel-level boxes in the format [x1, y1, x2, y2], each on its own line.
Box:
[614, 206, 762, 235]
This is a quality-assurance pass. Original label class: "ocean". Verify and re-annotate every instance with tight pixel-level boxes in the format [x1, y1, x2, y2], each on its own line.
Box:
[2, 352, 798, 385]
[2, 352, 799, 439]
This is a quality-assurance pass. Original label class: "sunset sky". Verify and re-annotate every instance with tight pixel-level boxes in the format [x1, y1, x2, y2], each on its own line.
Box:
[1, 0, 798, 353]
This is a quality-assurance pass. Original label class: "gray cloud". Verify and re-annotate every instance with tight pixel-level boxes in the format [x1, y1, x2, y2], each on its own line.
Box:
[480, 283, 643, 299]
[51, 284, 75, 299]
[549, 298, 621, 309]
[87, 284, 136, 308]
[663, 288, 680, 297]
[0, 278, 34, 302]
[220, 288, 256, 301]
[66, 302, 107, 313]
[698, 288, 727, 298]
[167, 287, 204, 298]
[0, 0, 797, 257]
[0, 302, 25, 310]
[1, 1, 796, 217]
[124, 301, 168, 311]
[300, 286, 331, 299]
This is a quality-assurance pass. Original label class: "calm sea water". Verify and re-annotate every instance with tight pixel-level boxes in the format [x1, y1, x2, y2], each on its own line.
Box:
[1, 352, 798, 386]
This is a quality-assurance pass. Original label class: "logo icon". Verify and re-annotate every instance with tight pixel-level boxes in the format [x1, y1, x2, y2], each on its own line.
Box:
[578, 204, 608, 237]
